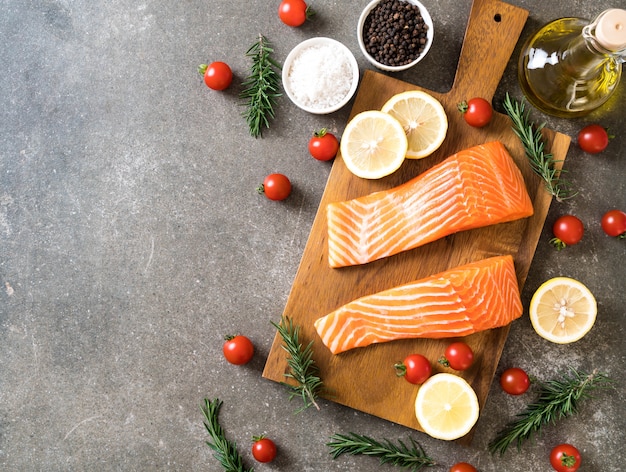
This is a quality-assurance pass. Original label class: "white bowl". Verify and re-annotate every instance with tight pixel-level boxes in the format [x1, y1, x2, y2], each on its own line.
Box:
[358, 0, 434, 72]
[282, 37, 360, 114]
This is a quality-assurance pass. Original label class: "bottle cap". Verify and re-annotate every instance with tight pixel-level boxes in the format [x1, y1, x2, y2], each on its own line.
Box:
[595, 9, 626, 51]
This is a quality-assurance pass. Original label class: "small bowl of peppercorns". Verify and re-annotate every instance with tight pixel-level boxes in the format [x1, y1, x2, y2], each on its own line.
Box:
[358, 0, 434, 72]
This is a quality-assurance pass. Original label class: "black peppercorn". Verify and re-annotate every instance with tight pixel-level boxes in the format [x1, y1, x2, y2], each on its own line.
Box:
[362, 0, 429, 67]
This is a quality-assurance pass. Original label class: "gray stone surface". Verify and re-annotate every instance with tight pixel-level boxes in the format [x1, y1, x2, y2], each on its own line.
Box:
[1, 1, 624, 471]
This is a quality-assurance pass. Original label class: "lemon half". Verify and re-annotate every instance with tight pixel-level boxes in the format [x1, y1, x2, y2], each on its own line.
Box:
[414, 373, 479, 441]
[381, 90, 448, 159]
[529, 277, 597, 344]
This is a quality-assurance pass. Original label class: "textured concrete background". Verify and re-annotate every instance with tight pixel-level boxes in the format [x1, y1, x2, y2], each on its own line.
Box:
[1, 0, 624, 471]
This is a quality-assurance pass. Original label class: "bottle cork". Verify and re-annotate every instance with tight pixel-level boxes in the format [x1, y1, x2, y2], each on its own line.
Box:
[595, 9, 626, 51]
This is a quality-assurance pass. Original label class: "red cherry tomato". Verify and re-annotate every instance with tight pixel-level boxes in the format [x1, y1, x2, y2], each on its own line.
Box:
[394, 354, 432, 384]
[577, 124, 610, 154]
[601, 209, 626, 238]
[258, 173, 292, 201]
[278, 0, 310, 27]
[439, 342, 474, 371]
[550, 443, 581, 472]
[500, 367, 531, 395]
[450, 463, 478, 472]
[458, 97, 493, 127]
[223, 335, 254, 365]
[550, 215, 584, 250]
[308, 128, 339, 161]
[252, 436, 277, 463]
[199, 61, 233, 91]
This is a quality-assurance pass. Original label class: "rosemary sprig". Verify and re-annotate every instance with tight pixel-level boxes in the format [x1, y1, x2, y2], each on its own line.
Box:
[489, 369, 613, 455]
[271, 315, 324, 412]
[240, 34, 281, 138]
[200, 398, 253, 472]
[327, 432, 435, 471]
[503, 93, 576, 202]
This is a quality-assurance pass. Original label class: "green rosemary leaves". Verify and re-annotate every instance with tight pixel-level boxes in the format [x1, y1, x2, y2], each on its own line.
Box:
[240, 34, 282, 138]
[503, 93, 576, 201]
[271, 315, 324, 413]
[489, 369, 613, 455]
[200, 398, 252, 472]
[328, 432, 435, 471]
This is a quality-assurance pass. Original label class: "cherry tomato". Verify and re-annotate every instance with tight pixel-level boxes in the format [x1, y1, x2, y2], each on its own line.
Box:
[278, 0, 311, 27]
[223, 335, 254, 365]
[577, 124, 610, 154]
[198, 61, 233, 91]
[601, 209, 626, 238]
[458, 97, 493, 127]
[258, 173, 292, 201]
[394, 354, 432, 384]
[550, 215, 584, 250]
[308, 128, 339, 161]
[550, 443, 581, 472]
[439, 342, 474, 371]
[252, 436, 277, 463]
[450, 463, 477, 472]
[500, 367, 530, 395]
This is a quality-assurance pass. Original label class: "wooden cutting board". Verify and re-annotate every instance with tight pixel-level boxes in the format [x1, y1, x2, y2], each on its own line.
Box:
[263, 0, 570, 443]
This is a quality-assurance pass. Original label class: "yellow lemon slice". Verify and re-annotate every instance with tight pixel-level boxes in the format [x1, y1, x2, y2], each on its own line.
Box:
[414, 373, 479, 441]
[340, 110, 408, 179]
[381, 90, 448, 159]
[529, 277, 597, 344]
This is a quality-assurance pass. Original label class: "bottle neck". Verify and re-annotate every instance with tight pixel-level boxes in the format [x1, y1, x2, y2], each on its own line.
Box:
[584, 10, 626, 64]
[559, 24, 624, 79]
[559, 35, 605, 74]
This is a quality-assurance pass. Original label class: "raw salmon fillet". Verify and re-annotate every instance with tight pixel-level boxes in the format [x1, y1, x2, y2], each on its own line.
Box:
[327, 141, 533, 268]
[314, 255, 522, 354]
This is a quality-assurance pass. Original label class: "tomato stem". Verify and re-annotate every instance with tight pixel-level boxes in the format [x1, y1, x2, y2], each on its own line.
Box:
[393, 362, 407, 377]
[549, 237, 567, 250]
[560, 452, 578, 467]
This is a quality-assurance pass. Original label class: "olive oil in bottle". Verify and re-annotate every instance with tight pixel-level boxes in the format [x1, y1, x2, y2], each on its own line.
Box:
[518, 9, 626, 117]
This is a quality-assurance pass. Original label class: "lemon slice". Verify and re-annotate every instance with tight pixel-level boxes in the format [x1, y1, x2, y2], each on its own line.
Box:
[414, 373, 479, 441]
[381, 90, 448, 159]
[529, 277, 597, 344]
[340, 110, 408, 179]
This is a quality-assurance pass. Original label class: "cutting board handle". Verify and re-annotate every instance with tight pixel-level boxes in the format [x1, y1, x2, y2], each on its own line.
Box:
[451, 0, 528, 101]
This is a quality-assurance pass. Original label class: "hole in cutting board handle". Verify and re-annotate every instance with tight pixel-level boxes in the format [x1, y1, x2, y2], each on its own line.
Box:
[494, 13, 502, 22]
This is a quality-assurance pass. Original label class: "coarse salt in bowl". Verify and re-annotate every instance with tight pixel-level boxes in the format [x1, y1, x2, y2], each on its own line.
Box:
[282, 37, 360, 114]
[358, 0, 434, 72]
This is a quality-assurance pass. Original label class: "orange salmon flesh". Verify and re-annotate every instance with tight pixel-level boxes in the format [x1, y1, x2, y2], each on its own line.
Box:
[327, 141, 534, 268]
[314, 255, 523, 354]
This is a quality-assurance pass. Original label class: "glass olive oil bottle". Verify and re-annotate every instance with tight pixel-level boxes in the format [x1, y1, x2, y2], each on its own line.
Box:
[518, 9, 626, 117]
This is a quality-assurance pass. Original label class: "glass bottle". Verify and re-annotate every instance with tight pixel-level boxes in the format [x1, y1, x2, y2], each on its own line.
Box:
[518, 8, 626, 117]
